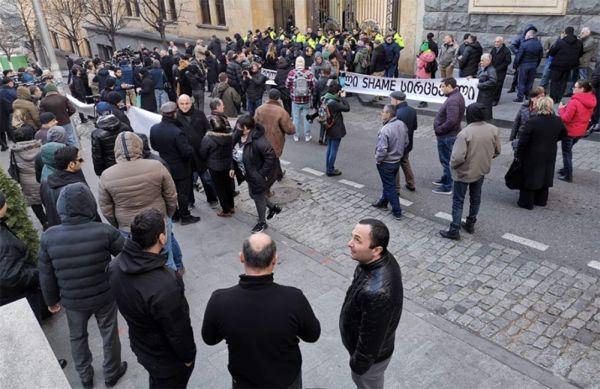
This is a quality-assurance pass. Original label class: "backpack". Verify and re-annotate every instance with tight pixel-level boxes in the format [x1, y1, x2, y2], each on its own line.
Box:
[293, 71, 310, 97]
[317, 97, 335, 129]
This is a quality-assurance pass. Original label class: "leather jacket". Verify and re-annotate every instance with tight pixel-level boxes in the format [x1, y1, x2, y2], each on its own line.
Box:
[339, 252, 403, 375]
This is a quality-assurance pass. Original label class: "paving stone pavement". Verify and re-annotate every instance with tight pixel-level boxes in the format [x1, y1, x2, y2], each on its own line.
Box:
[235, 168, 600, 388]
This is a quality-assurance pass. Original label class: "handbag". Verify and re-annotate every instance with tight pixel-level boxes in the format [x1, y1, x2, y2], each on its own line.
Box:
[504, 158, 522, 190]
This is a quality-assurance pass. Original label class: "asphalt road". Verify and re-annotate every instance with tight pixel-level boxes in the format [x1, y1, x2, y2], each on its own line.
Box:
[280, 96, 600, 273]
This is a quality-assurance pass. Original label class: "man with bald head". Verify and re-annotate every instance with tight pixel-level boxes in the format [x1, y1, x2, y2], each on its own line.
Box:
[475, 54, 497, 120]
[513, 29, 542, 103]
[578, 27, 595, 81]
[202, 233, 320, 389]
[490, 36, 512, 106]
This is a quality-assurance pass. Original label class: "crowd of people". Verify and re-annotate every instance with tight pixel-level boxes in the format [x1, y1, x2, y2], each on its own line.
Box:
[0, 20, 599, 389]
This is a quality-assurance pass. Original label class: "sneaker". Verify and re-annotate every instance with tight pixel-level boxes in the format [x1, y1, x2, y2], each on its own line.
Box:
[418, 101, 428, 108]
[432, 188, 452, 195]
[180, 215, 201, 225]
[305, 135, 312, 142]
[209, 201, 219, 209]
[513, 98, 524, 103]
[252, 222, 268, 233]
[58, 359, 67, 370]
[326, 169, 342, 176]
[392, 213, 402, 220]
[267, 204, 282, 220]
[82, 379, 93, 389]
[293, 135, 299, 142]
[439, 229, 460, 240]
[507, 88, 516, 94]
[557, 168, 566, 175]
[558, 174, 572, 183]
[105, 361, 128, 388]
[432, 180, 444, 186]
[233, 190, 240, 197]
[371, 201, 388, 209]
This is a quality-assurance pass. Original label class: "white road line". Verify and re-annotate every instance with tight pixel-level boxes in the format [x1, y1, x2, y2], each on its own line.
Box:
[339, 179, 364, 189]
[587, 260, 600, 271]
[434, 211, 464, 223]
[301, 167, 324, 176]
[399, 197, 413, 207]
[280, 159, 291, 165]
[502, 233, 549, 251]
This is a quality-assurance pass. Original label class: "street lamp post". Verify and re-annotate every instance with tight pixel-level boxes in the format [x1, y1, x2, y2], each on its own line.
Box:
[30, 0, 64, 86]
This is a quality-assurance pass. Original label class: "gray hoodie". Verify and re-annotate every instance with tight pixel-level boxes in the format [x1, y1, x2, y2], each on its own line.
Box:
[375, 117, 409, 164]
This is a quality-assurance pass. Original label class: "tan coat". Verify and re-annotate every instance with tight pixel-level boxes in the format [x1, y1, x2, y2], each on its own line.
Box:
[98, 132, 178, 232]
[10, 139, 42, 205]
[12, 87, 40, 129]
[254, 100, 295, 157]
[450, 121, 501, 183]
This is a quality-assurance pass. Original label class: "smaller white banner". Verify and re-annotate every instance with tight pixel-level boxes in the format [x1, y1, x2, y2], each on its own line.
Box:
[66, 94, 96, 117]
[125, 106, 161, 138]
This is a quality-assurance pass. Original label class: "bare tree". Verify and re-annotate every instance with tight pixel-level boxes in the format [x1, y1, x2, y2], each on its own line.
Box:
[45, 0, 86, 56]
[138, 0, 188, 46]
[0, 3, 28, 62]
[83, 0, 129, 50]
[11, 0, 39, 61]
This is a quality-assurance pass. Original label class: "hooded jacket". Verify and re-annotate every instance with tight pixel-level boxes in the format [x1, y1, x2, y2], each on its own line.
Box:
[10, 139, 42, 205]
[99, 132, 177, 232]
[108, 239, 196, 374]
[94, 68, 111, 91]
[559, 92, 597, 137]
[231, 124, 277, 195]
[40, 168, 93, 228]
[91, 120, 131, 176]
[211, 82, 241, 118]
[200, 130, 233, 172]
[39, 141, 66, 182]
[322, 92, 350, 139]
[39, 183, 124, 311]
[548, 34, 583, 71]
[12, 87, 40, 130]
[459, 41, 483, 77]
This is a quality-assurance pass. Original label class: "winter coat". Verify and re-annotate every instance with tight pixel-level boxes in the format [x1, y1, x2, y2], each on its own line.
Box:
[202, 273, 320, 388]
[353, 48, 370, 74]
[10, 139, 42, 205]
[70, 75, 88, 102]
[208, 38, 223, 58]
[416, 51, 436, 79]
[91, 123, 131, 176]
[254, 100, 295, 157]
[150, 67, 166, 90]
[242, 72, 268, 101]
[516, 114, 567, 190]
[383, 41, 401, 66]
[375, 118, 409, 164]
[476, 65, 498, 120]
[558, 92, 597, 137]
[438, 43, 458, 68]
[231, 124, 277, 195]
[150, 116, 194, 180]
[491, 45, 512, 75]
[322, 93, 350, 139]
[513, 38, 543, 69]
[176, 107, 212, 172]
[140, 72, 157, 113]
[94, 68, 111, 91]
[39, 93, 76, 126]
[211, 82, 241, 118]
[0, 220, 39, 306]
[12, 87, 40, 130]
[0, 85, 17, 118]
[370, 45, 387, 73]
[109, 104, 132, 129]
[451, 121, 501, 183]
[108, 239, 196, 374]
[200, 131, 233, 172]
[548, 34, 583, 71]
[434, 88, 465, 137]
[226, 61, 244, 93]
[39, 142, 66, 182]
[510, 101, 535, 141]
[339, 252, 403, 375]
[579, 36, 596, 68]
[39, 182, 124, 311]
[394, 102, 418, 152]
[185, 68, 206, 92]
[40, 169, 93, 228]
[459, 41, 483, 77]
[99, 132, 177, 232]
[195, 44, 208, 62]
[206, 56, 219, 86]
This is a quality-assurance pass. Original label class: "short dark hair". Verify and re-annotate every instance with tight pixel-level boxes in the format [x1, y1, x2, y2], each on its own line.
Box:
[328, 80, 341, 94]
[565, 26, 575, 35]
[576, 79, 593, 92]
[358, 218, 389, 252]
[441, 77, 457, 88]
[463, 33, 471, 41]
[237, 114, 255, 129]
[427, 32, 435, 39]
[470, 35, 477, 42]
[130, 209, 165, 250]
[0, 191, 6, 209]
[242, 237, 277, 268]
[54, 146, 79, 170]
[209, 98, 222, 111]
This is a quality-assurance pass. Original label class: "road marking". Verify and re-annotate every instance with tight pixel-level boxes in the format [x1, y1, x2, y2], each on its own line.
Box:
[280, 159, 291, 165]
[587, 260, 600, 271]
[434, 211, 464, 223]
[301, 167, 324, 176]
[339, 179, 364, 189]
[399, 197, 413, 207]
[502, 233, 549, 251]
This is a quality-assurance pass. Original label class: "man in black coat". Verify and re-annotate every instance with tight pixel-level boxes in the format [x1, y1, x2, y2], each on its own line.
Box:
[202, 232, 320, 388]
[547, 27, 583, 103]
[490, 36, 512, 105]
[108, 209, 196, 388]
[459, 35, 483, 77]
[150, 102, 200, 225]
[176, 94, 218, 207]
[340, 219, 403, 389]
[390, 91, 417, 192]
[39, 183, 127, 388]
[475, 54, 498, 121]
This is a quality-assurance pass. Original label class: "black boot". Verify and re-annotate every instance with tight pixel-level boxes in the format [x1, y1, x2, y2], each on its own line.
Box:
[461, 217, 476, 234]
[439, 228, 460, 240]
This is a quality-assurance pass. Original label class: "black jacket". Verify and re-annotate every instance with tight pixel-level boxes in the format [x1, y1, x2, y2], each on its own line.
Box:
[511, 101, 535, 141]
[139, 72, 157, 113]
[476, 65, 497, 120]
[395, 101, 418, 152]
[370, 45, 387, 73]
[208, 38, 223, 58]
[232, 124, 277, 195]
[200, 131, 233, 172]
[108, 239, 196, 374]
[39, 183, 124, 311]
[91, 124, 131, 176]
[242, 71, 268, 100]
[324, 95, 350, 139]
[202, 273, 320, 388]
[0, 220, 39, 306]
[226, 61, 243, 93]
[40, 169, 95, 227]
[176, 107, 212, 172]
[110, 104, 132, 128]
[491, 45, 512, 74]
[459, 41, 483, 77]
[548, 34, 583, 71]
[206, 56, 219, 86]
[150, 116, 194, 180]
[339, 252, 403, 375]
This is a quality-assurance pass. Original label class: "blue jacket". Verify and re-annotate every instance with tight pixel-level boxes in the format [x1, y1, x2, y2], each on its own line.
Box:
[514, 38, 543, 68]
[511, 24, 538, 54]
[382, 41, 401, 65]
[120, 64, 134, 85]
[149, 68, 166, 89]
[0, 86, 17, 116]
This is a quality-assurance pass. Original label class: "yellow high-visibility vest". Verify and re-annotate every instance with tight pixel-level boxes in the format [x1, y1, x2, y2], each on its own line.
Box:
[394, 32, 405, 48]
[294, 33, 306, 44]
[308, 38, 317, 49]
[269, 31, 276, 40]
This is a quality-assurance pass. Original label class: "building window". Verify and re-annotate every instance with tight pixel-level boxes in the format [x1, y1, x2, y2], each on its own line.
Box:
[99, 0, 105, 14]
[199, 0, 211, 25]
[124, 0, 133, 16]
[51, 32, 59, 49]
[215, 0, 225, 26]
[168, 0, 177, 20]
[133, 0, 140, 16]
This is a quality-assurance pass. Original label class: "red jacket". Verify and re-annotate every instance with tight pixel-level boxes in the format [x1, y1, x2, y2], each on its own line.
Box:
[559, 92, 597, 137]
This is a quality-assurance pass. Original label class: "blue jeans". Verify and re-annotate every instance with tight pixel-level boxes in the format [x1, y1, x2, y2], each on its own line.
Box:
[436, 136, 456, 191]
[154, 89, 169, 112]
[246, 97, 263, 117]
[579, 67, 591, 81]
[517, 62, 537, 100]
[292, 102, 310, 138]
[326, 138, 341, 174]
[451, 177, 484, 232]
[540, 59, 552, 89]
[561, 137, 579, 178]
[376, 162, 402, 216]
[61, 122, 78, 147]
[384, 63, 397, 78]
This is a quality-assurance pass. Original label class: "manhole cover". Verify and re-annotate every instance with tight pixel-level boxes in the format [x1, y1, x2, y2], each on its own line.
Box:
[271, 186, 302, 204]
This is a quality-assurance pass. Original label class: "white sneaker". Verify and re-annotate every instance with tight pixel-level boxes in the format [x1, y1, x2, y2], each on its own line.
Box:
[305, 135, 312, 142]
[293, 136, 299, 142]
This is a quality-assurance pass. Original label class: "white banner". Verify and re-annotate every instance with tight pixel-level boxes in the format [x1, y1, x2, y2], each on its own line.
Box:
[125, 106, 161, 137]
[261, 68, 277, 80]
[342, 72, 480, 104]
[66, 94, 96, 117]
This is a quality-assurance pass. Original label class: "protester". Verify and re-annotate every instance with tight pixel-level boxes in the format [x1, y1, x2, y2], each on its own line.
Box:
[185, 63, 207, 111]
[475, 54, 497, 121]
[383, 34, 402, 78]
[39, 83, 78, 146]
[320, 81, 350, 176]
[390, 91, 417, 192]
[286, 56, 315, 142]
[513, 30, 543, 103]
[438, 35, 458, 79]
[39, 183, 127, 389]
[490, 36, 512, 106]
[137, 68, 157, 113]
[341, 219, 403, 389]
[202, 232, 320, 388]
[242, 62, 268, 116]
[104, 92, 132, 129]
[211, 72, 241, 118]
[0, 78, 17, 150]
[578, 27, 595, 81]
[547, 27, 583, 103]
[433, 78, 466, 194]
[12, 86, 40, 131]
[510, 87, 545, 150]
[34, 112, 58, 144]
[108, 209, 196, 388]
[37, 126, 67, 182]
[458, 35, 483, 77]
[370, 38, 387, 77]
[91, 113, 131, 176]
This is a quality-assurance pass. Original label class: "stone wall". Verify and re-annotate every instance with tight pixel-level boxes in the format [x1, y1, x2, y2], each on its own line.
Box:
[422, 0, 600, 57]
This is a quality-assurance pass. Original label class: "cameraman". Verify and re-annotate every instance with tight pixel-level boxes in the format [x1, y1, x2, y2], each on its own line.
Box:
[242, 62, 267, 116]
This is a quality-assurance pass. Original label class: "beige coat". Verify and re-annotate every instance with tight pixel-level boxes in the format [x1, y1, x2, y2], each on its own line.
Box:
[450, 122, 501, 183]
[12, 87, 40, 129]
[98, 132, 178, 232]
[11, 139, 42, 205]
[254, 100, 295, 157]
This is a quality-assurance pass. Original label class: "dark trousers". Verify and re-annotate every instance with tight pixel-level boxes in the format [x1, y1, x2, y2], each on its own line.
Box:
[396, 151, 415, 191]
[511, 69, 519, 90]
[494, 71, 507, 103]
[192, 90, 205, 112]
[31, 204, 48, 227]
[550, 69, 571, 103]
[210, 169, 235, 212]
[191, 170, 218, 204]
[174, 176, 192, 218]
[517, 63, 537, 101]
[561, 136, 579, 178]
[451, 178, 484, 232]
[0, 116, 9, 148]
[246, 97, 263, 117]
[249, 191, 274, 223]
[377, 161, 402, 216]
[518, 187, 549, 209]
[436, 136, 456, 192]
[233, 373, 302, 389]
[149, 364, 194, 389]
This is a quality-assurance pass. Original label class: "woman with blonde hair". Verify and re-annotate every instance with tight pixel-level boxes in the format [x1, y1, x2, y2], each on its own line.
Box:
[514, 96, 567, 210]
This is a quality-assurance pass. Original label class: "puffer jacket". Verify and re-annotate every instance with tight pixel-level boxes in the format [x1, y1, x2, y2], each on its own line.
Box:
[416, 50, 436, 79]
[226, 61, 243, 92]
[12, 87, 40, 130]
[559, 92, 597, 137]
[98, 132, 178, 232]
[231, 124, 277, 195]
[459, 41, 483, 77]
[39, 182, 125, 311]
[200, 131, 233, 172]
[40, 169, 92, 227]
[548, 34, 583, 71]
[511, 101, 535, 141]
[39, 142, 66, 182]
[339, 252, 403, 375]
[91, 123, 131, 176]
[10, 139, 42, 205]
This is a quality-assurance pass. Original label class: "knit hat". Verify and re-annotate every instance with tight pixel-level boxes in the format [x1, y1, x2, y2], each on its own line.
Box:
[47, 126, 67, 144]
[96, 101, 112, 115]
[97, 113, 121, 130]
[44, 83, 58, 93]
[40, 112, 57, 125]
[466, 103, 486, 124]
[106, 91, 123, 105]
